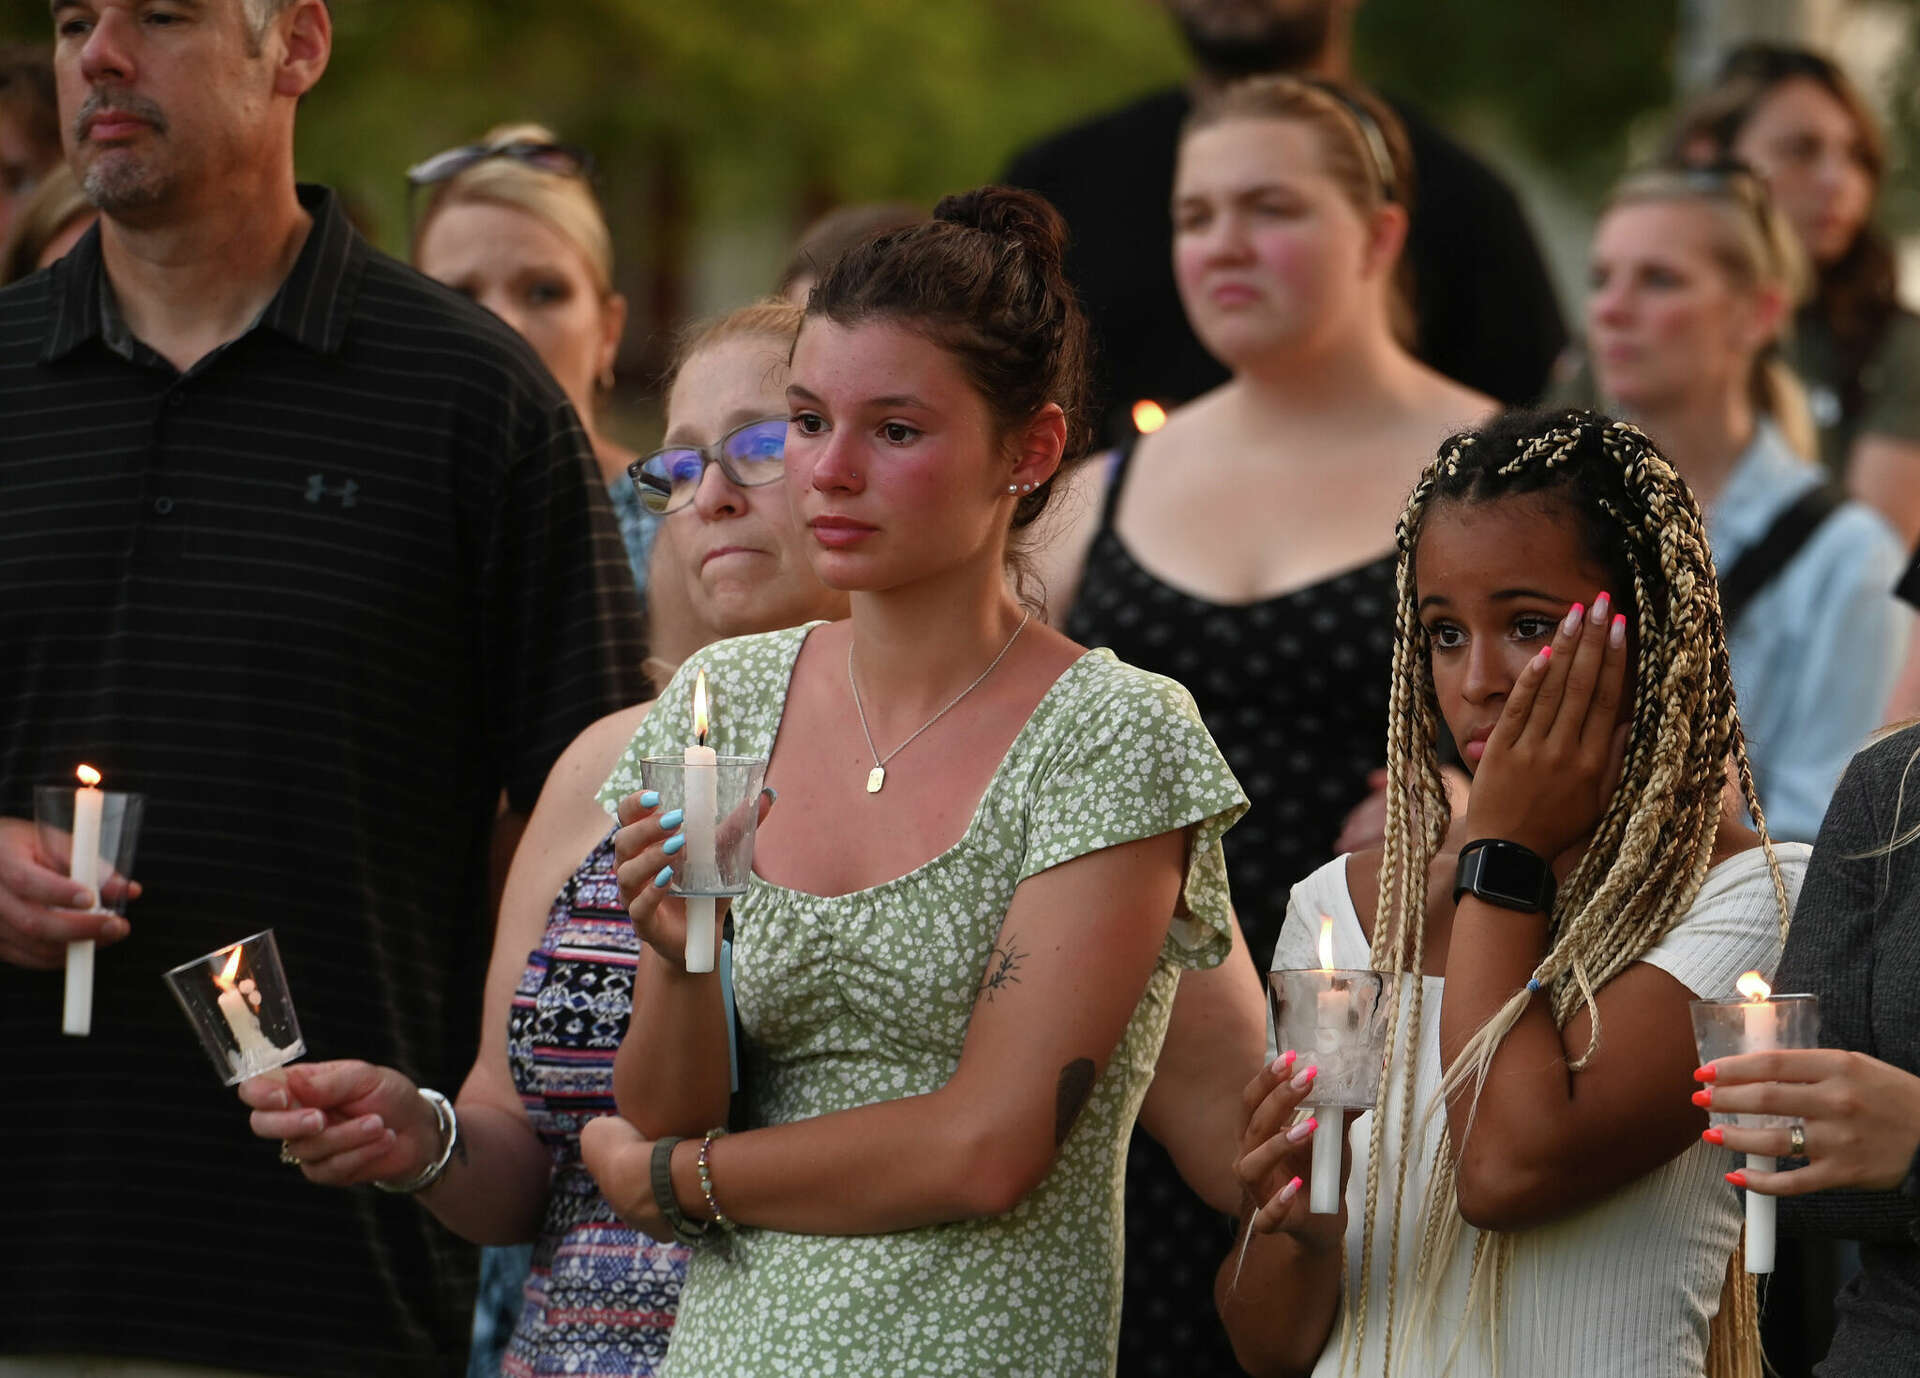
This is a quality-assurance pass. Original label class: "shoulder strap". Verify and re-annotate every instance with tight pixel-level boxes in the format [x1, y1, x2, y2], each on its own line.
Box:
[1717, 486, 1843, 631]
[1097, 430, 1144, 529]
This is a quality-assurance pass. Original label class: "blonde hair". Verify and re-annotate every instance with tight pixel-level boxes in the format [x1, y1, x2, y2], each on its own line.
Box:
[1183, 74, 1417, 347]
[1603, 168, 1816, 461]
[0, 161, 91, 287]
[412, 123, 614, 296]
[1351, 409, 1791, 1378]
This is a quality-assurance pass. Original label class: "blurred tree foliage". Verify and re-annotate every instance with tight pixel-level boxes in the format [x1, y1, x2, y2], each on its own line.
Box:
[5, 0, 1683, 250]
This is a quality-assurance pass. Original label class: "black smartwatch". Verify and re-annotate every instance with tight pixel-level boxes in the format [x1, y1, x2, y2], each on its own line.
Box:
[1453, 839, 1555, 914]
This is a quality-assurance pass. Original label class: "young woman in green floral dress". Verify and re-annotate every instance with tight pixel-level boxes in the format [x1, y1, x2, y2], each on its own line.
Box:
[578, 186, 1251, 1376]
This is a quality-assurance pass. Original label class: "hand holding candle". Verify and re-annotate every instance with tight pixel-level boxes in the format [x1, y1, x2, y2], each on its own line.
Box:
[64, 766, 103, 1036]
[1270, 930, 1393, 1215]
[164, 930, 307, 1086]
[32, 768, 146, 1037]
[1688, 972, 1821, 1274]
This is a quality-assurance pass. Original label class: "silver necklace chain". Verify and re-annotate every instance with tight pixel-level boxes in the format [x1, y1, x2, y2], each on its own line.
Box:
[847, 610, 1032, 793]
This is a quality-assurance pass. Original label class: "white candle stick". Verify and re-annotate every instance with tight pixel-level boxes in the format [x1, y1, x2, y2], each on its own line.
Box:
[1309, 1120, 1343, 1214]
[63, 765, 104, 1038]
[213, 947, 284, 1079]
[1309, 917, 1344, 1213]
[1744, 1153, 1775, 1273]
[683, 671, 719, 974]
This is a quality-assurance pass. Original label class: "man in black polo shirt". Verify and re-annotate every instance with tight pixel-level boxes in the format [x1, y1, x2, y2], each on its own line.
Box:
[0, 3, 645, 1375]
[1004, 0, 1567, 443]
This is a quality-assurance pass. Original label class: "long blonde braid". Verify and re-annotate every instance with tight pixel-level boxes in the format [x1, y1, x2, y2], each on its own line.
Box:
[1340, 410, 1789, 1378]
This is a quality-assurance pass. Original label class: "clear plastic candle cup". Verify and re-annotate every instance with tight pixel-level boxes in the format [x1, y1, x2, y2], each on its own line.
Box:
[639, 755, 768, 972]
[164, 930, 307, 1086]
[1269, 967, 1393, 1212]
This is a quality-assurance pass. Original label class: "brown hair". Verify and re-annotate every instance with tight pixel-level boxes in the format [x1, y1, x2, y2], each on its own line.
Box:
[1670, 43, 1897, 435]
[778, 202, 923, 297]
[805, 185, 1094, 545]
[411, 123, 614, 297]
[1182, 74, 1418, 347]
[1603, 165, 1817, 459]
[0, 45, 60, 177]
[0, 162, 92, 286]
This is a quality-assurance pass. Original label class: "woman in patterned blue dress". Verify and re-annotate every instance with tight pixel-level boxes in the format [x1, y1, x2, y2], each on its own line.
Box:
[239, 300, 846, 1376]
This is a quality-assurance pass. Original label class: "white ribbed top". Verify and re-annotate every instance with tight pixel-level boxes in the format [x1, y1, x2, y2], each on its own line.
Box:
[1273, 844, 1808, 1378]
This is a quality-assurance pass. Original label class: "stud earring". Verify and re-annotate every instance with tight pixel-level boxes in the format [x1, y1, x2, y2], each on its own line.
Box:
[1007, 484, 1019, 494]
[1020, 482, 1035, 493]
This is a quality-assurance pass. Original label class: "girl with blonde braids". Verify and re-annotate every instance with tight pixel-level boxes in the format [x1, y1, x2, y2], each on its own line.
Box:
[1220, 407, 1808, 1378]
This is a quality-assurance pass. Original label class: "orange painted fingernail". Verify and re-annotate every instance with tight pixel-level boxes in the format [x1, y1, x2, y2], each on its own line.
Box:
[1703, 1127, 1723, 1146]
[1691, 1089, 1712, 1108]
[1725, 1170, 1747, 1188]
[1694, 1064, 1717, 1082]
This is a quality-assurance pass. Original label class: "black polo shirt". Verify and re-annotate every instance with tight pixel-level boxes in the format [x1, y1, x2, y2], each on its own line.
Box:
[0, 187, 646, 1376]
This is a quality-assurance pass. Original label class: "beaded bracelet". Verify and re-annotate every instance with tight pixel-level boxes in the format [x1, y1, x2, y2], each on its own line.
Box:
[697, 1127, 735, 1233]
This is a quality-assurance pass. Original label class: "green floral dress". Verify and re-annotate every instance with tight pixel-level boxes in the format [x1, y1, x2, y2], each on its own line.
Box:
[598, 624, 1246, 1377]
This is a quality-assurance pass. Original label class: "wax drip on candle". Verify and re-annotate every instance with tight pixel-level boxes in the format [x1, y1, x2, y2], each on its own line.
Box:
[214, 945, 286, 1078]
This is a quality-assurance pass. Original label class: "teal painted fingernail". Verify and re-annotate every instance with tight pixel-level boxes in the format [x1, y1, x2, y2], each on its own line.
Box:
[662, 834, 685, 855]
[638, 791, 660, 809]
[659, 809, 684, 830]
[761, 786, 778, 804]
[653, 865, 674, 888]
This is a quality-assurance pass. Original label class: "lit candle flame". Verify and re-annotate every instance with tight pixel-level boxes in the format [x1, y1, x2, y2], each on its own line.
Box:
[214, 945, 243, 992]
[76, 764, 101, 788]
[1735, 970, 1771, 1003]
[692, 669, 710, 746]
[1131, 399, 1168, 435]
[1318, 915, 1335, 972]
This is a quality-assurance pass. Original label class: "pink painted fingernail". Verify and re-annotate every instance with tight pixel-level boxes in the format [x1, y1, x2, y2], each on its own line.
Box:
[1277, 1175, 1303, 1205]
[1591, 592, 1610, 624]
[1286, 1116, 1319, 1144]
[1610, 614, 1627, 648]
[1271, 1049, 1296, 1075]
[1539, 646, 1553, 663]
[1562, 604, 1585, 635]
[1291, 1064, 1318, 1091]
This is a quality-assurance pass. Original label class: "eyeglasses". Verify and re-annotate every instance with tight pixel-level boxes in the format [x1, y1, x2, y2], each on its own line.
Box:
[629, 417, 788, 515]
[405, 140, 596, 189]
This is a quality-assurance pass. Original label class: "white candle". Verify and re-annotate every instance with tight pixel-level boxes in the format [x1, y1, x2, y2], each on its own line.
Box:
[1733, 971, 1778, 1273]
[62, 765, 103, 1038]
[214, 948, 281, 1078]
[1310, 917, 1344, 1214]
[683, 670, 719, 974]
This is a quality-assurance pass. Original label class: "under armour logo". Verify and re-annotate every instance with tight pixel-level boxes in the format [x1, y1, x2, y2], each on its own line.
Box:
[304, 474, 359, 508]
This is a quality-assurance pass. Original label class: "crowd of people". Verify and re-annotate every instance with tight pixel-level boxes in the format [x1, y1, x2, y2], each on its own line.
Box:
[3, 3, 1919, 1378]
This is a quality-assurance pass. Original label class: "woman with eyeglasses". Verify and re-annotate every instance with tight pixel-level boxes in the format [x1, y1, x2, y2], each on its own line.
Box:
[1586, 166, 1906, 843]
[1671, 43, 1920, 546]
[237, 300, 847, 1378]
[410, 124, 656, 594]
[575, 186, 1247, 1377]
[1029, 74, 1492, 1374]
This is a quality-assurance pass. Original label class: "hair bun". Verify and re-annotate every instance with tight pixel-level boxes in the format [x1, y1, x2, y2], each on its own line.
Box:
[933, 186, 1068, 268]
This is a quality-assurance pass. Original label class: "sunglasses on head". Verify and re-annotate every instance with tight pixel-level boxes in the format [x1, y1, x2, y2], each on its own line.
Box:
[405, 140, 596, 189]
[629, 416, 789, 516]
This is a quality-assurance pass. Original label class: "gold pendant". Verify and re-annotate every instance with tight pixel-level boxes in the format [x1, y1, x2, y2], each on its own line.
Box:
[866, 766, 886, 793]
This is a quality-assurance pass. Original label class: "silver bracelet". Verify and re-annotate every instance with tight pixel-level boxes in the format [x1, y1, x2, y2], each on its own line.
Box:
[373, 1087, 459, 1194]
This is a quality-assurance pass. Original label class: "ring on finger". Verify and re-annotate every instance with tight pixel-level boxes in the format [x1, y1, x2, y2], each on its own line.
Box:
[279, 1140, 301, 1166]
[1788, 1123, 1806, 1158]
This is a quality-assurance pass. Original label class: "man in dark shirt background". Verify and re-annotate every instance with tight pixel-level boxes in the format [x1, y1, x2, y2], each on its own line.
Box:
[1005, 0, 1567, 444]
[0, 2, 644, 1374]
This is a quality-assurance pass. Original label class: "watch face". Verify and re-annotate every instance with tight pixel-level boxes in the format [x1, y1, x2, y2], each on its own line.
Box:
[1471, 843, 1549, 910]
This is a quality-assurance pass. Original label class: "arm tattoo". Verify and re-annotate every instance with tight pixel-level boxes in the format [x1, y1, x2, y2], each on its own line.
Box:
[980, 939, 1026, 1001]
[1054, 1058, 1096, 1147]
